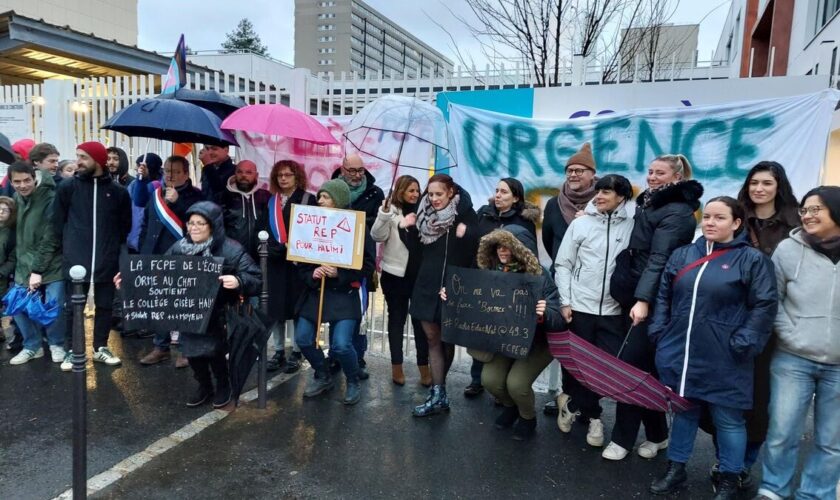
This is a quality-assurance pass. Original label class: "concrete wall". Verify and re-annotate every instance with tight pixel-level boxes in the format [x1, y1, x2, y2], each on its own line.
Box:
[0, 0, 138, 45]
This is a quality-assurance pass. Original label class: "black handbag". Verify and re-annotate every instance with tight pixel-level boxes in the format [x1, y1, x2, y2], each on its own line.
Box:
[609, 248, 639, 310]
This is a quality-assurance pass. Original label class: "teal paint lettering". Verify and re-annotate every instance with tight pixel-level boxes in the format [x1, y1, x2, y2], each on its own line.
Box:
[545, 126, 584, 173]
[726, 115, 775, 176]
[506, 123, 542, 177]
[593, 117, 631, 172]
[681, 119, 728, 175]
[464, 118, 502, 176]
[636, 120, 685, 172]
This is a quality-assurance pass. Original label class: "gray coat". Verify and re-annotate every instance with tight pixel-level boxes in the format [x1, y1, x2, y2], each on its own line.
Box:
[771, 228, 840, 365]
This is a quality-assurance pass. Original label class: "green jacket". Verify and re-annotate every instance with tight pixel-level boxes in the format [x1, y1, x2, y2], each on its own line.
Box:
[0, 225, 15, 296]
[14, 173, 62, 285]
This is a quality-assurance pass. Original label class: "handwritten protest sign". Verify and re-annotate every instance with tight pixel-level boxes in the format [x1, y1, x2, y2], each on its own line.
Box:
[286, 204, 366, 270]
[120, 255, 223, 334]
[441, 266, 540, 359]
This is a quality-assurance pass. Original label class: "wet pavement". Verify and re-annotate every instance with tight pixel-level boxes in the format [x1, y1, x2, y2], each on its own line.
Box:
[0, 328, 812, 500]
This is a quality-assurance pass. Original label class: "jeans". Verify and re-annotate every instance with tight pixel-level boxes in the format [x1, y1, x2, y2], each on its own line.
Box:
[668, 402, 746, 474]
[16, 281, 66, 351]
[296, 317, 359, 381]
[65, 281, 115, 351]
[330, 321, 367, 365]
[758, 350, 840, 500]
[153, 330, 171, 351]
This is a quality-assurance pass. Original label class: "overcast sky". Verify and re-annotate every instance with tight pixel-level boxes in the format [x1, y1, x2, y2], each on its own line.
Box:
[138, 0, 730, 67]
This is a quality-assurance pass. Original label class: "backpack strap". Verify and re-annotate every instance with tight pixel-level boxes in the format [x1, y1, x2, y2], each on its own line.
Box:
[673, 248, 733, 285]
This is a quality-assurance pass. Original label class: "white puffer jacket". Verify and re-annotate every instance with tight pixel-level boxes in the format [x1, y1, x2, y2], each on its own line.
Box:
[370, 205, 410, 277]
[554, 199, 635, 316]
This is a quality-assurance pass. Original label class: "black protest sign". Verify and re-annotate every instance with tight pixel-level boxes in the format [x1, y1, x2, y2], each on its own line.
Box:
[120, 255, 224, 334]
[441, 266, 540, 359]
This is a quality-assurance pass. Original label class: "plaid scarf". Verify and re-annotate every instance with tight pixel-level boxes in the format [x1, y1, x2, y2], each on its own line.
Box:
[416, 194, 460, 244]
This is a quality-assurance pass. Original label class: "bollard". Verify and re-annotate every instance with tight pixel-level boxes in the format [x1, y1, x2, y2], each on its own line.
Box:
[69, 265, 87, 500]
[257, 231, 269, 409]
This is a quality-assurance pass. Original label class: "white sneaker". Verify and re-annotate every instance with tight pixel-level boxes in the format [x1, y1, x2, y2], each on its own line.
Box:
[637, 439, 669, 459]
[50, 345, 67, 363]
[556, 393, 578, 433]
[586, 418, 605, 447]
[93, 347, 121, 366]
[60, 351, 73, 372]
[10, 348, 44, 365]
[602, 441, 629, 460]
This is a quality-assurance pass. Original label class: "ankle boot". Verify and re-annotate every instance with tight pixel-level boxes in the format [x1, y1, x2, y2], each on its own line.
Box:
[650, 461, 687, 495]
[187, 361, 213, 407]
[304, 369, 334, 398]
[512, 416, 537, 440]
[412, 384, 450, 417]
[417, 364, 432, 387]
[494, 405, 519, 429]
[391, 364, 405, 385]
[713, 472, 739, 500]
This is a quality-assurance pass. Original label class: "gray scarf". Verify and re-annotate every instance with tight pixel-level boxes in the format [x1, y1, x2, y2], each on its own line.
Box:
[178, 237, 214, 256]
[416, 194, 460, 244]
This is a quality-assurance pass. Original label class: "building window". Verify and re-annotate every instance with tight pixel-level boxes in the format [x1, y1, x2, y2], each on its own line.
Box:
[319, 1, 336, 6]
[319, 36, 335, 42]
[816, 0, 840, 32]
[319, 59, 335, 65]
[319, 48, 336, 54]
[318, 13, 336, 19]
[318, 24, 335, 31]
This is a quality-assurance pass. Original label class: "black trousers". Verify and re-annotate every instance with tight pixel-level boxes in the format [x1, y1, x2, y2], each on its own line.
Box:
[564, 311, 626, 420]
[610, 318, 669, 449]
[381, 271, 429, 366]
[64, 281, 115, 351]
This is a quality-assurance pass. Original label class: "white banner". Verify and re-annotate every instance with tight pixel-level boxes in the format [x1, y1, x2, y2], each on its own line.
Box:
[449, 90, 840, 204]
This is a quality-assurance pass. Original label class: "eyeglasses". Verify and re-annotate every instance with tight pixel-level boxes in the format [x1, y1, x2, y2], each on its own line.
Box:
[798, 205, 825, 217]
[277, 173, 296, 179]
[343, 167, 365, 176]
[565, 167, 593, 176]
[186, 221, 209, 228]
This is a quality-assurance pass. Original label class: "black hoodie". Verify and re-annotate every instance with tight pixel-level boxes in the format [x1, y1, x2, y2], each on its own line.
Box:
[109, 147, 135, 187]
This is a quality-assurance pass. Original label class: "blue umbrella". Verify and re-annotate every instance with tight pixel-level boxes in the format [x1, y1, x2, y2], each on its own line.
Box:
[102, 98, 238, 146]
[0, 132, 14, 164]
[155, 88, 245, 119]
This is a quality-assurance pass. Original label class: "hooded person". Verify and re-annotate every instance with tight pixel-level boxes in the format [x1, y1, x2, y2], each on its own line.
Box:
[220, 160, 271, 261]
[126, 153, 164, 252]
[294, 178, 376, 406]
[542, 142, 599, 263]
[53, 141, 132, 367]
[106, 147, 134, 187]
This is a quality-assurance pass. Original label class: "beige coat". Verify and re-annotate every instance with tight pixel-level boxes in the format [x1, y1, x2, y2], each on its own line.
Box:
[370, 205, 410, 277]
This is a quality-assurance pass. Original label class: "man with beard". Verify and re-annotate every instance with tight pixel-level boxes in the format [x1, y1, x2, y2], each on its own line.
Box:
[330, 154, 385, 380]
[201, 145, 235, 204]
[106, 147, 134, 187]
[54, 142, 132, 367]
[221, 160, 270, 261]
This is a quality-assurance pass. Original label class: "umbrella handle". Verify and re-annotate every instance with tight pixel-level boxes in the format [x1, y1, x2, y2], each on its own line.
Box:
[617, 325, 634, 360]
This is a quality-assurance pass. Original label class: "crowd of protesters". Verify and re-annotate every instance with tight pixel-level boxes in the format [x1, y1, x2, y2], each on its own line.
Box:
[1, 137, 838, 500]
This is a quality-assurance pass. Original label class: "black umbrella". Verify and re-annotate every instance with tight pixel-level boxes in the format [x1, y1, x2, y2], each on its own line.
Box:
[0, 132, 15, 164]
[226, 305, 272, 403]
[156, 88, 246, 119]
[101, 98, 238, 146]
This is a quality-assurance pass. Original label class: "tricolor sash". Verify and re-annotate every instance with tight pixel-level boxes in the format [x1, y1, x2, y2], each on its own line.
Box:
[268, 195, 287, 244]
[153, 187, 184, 239]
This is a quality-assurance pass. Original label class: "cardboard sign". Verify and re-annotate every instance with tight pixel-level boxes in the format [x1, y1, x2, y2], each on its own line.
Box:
[286, 204, 366, 270]
[119, 255, 223, 334]
[441, 266, 540, 359]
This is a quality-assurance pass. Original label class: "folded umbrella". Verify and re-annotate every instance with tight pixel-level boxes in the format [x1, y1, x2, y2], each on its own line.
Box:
[25, 293, 60, 327]
[2, 284, 32, 317]
[547, 330, 693, 413]
[102, 98, 238, 146]
[226, 306, 272, 403]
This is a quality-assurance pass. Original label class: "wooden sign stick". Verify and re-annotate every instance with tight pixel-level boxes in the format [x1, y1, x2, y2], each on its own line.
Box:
[315, 275, 326, 347]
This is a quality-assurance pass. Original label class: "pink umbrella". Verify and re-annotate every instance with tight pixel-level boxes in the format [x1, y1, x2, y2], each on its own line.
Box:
[221, 104, 339, 145]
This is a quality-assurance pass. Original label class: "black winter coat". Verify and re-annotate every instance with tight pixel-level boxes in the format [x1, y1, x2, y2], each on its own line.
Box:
[220, 178, 271, 261]
[139, 180, 203, 255]
[649, 233, 777, 410]
[166, 202, 262, 358]
[54, 173, 132, 282]
[628, 180, 703, 303]
[260, 189, 317, 323]
[331, 168, 385, 228]
[201, 158, 235, 205]
[296, 232, 376, 323]
[542, 196, 570, 263]
[476, 200, 540, 241]
[409, 186, 480, 323]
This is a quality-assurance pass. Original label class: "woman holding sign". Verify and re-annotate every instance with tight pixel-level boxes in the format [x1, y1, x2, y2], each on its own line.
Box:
[647, 196, 776, 497]
[474, 227, 563, 440]
[115, 201, 263, 408]
[407, 173, 479, 417]
[294, 179, 376, 406]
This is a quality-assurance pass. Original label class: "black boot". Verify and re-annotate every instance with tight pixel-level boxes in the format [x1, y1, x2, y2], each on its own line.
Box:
[512, 417, 537, 440]
[210, 354, 232, 408]
[412, 385, 450, 417]
[284, 351, 302, 374]
[343, 378, 361, 405]
[266, 351, 287, 372]
[543, 398, 559, 416]
[357, 358, 370, 381]
[494, 405, 519, 429]
[304, 369, 334, 398]
[187, 358, 213, 408]
[713, 472, 739, 500]
[650, 461, 687, 495]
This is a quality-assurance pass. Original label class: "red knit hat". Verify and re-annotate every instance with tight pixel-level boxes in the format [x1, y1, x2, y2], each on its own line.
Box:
[76, 141, 108, 167]
[12, 139, 35, 161]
